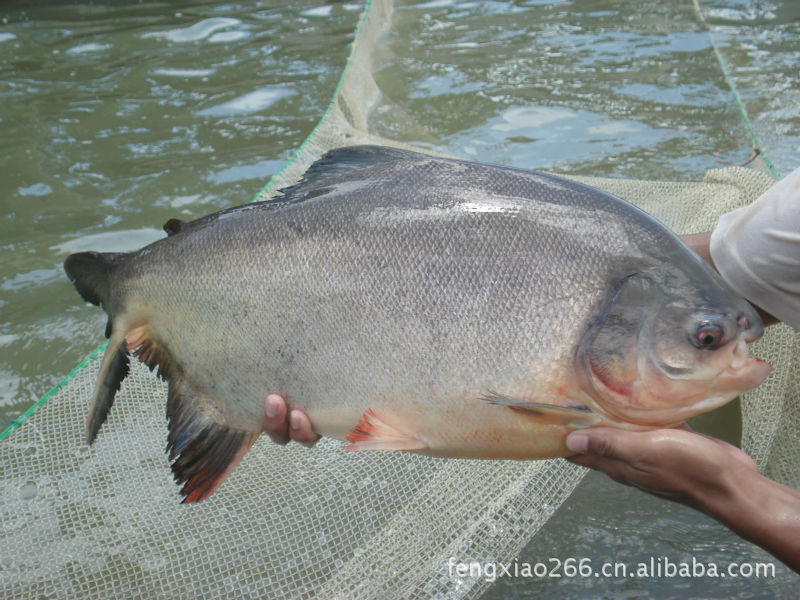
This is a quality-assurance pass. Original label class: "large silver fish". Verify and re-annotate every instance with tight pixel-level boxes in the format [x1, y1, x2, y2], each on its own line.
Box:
[64, 146, 771, 502]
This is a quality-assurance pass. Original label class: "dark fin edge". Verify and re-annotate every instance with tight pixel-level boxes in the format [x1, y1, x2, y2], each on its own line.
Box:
[86, 338, 130, 444]
[64, 251, 124, 308]
[166, 381, 259, 503]
[276, 145, 423, 202]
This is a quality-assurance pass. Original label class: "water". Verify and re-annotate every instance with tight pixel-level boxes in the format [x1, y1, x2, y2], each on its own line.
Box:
[373, 0, 798, 178]
[1, 0, 798, 597]
[0, 0, 365, 427]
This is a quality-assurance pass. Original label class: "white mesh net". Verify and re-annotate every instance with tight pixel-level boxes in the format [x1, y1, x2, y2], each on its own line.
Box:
[1, 0, 797, 598]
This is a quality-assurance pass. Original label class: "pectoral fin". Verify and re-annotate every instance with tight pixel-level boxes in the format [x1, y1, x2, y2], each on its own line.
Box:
[482, 392, 602, 428]
[344, 409, 428, 451]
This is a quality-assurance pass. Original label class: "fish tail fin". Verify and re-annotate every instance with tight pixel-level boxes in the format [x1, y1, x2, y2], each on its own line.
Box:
[166, 377, 259, 503]
[64, 251, 125, 338]
[65, 251, 257, 501]
[64, 251, 124, 309]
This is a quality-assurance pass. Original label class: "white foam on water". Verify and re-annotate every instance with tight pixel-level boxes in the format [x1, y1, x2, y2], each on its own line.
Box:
[143, 17, 241, 43]
[66, 42, 111, 55]
[302, 6, 333, 17]
[152, 67, 216, 78]
[491, 106, 574, 131]
[51, 228, 166, 254]
[197, 87, 292, 116]
[17, 183, 53, 197]
[208, 30, 248, 43]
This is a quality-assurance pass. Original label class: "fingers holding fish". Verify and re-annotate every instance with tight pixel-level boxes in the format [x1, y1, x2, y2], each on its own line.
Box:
[262, 393, 321, 446]
[262, 394, 290, 445]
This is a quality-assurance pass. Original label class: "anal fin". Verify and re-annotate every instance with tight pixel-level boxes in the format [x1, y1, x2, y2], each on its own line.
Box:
[166, 378, 259, 503]
[344, 409, 428, 451]
[482, 392, 602, 429]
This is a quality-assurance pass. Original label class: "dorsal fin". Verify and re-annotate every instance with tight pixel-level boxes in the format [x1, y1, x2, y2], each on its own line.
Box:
[163, 218, 188, 236]
[276, 145, 425, 201]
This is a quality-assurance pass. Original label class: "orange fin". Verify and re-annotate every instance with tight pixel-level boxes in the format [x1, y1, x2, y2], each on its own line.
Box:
[344, 409, 428, 451]
[482, 392, 602, 428]
[166, 378, 259, 503]
[126, 325, 173, 380]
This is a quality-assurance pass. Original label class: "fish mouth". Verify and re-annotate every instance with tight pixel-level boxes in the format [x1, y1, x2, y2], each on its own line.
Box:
[718, 357, 772, 390]
[715, 337, 771, 392]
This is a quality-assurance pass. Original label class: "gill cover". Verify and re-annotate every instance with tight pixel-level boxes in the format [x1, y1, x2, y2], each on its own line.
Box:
[576, 273, 655, 420]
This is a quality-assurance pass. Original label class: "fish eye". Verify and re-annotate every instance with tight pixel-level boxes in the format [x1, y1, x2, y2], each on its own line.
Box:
[692, 322, 724, 350]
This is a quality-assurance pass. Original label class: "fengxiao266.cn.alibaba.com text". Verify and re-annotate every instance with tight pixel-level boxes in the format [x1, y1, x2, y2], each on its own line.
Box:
[447, 556, 776, 583]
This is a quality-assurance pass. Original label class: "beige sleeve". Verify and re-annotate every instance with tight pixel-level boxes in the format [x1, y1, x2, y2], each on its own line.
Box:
[710, 166, 800, 331]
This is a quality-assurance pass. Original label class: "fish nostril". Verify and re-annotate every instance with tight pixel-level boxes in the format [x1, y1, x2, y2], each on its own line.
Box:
[737, 314, 749, 330]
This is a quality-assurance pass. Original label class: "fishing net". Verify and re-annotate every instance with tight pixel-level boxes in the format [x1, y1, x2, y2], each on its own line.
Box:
[1, 0, 797, 598]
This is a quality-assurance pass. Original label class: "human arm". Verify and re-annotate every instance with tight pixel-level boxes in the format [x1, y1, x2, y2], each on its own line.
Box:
[566, 427, 800, 573]
[680, 231, 778, 326]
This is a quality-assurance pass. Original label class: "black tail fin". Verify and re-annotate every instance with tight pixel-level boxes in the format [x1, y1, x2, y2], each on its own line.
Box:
[64, 251, 124, 307]
[64, 251, 124, 338]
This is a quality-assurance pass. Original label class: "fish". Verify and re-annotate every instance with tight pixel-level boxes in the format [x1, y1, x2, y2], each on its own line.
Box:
[64, 145, 771, 502]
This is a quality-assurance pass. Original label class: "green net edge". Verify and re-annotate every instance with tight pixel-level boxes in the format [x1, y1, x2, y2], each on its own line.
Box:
[0, 340, 108, 441]
[0, 0, 375, 443]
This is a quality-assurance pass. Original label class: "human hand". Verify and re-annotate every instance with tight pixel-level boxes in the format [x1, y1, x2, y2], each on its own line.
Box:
[565, 426, 759, 512]
[261, 393, 321, 446]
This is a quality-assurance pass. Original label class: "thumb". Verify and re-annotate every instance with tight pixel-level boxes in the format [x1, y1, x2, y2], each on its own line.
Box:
[566, 428, 634, 461]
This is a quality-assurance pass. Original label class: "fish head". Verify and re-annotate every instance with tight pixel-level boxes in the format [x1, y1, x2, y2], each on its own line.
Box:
[576, 265, 771, 426]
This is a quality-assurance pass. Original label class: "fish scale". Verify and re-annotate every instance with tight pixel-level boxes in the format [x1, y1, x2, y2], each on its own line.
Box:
[64, 145, 769, 502]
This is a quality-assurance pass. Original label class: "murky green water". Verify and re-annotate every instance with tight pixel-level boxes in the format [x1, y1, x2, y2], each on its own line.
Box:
[1, 0, 798, 597]
[375, 0, 798, 178]
[0, 0, 364, 426]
